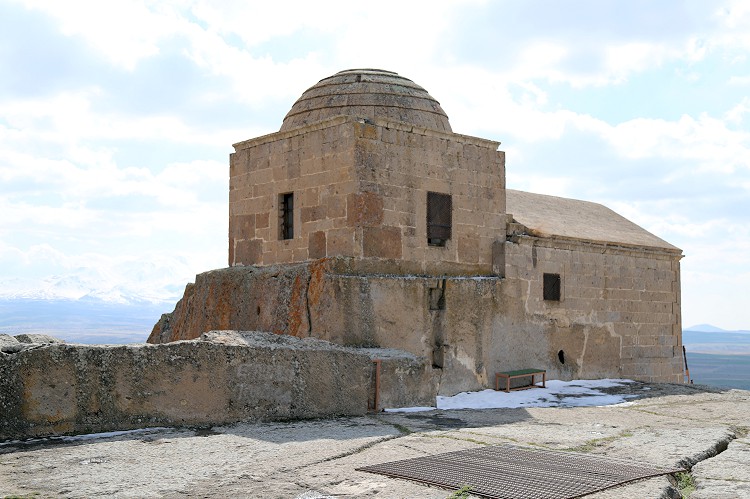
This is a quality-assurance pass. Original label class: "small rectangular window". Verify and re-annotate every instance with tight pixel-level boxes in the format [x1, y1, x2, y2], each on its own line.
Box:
[279, 192, 294, 240]
[543, 273, 561, 301]
[427, 192, 451, 247]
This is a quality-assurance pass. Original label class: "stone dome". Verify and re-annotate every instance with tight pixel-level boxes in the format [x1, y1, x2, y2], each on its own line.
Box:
[280, 69, 451, 132]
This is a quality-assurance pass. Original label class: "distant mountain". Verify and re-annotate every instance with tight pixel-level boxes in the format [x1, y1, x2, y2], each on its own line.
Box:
[685, 324, 750, 334]
[685, 324, 726, 333]
[0, 259, 196, 305]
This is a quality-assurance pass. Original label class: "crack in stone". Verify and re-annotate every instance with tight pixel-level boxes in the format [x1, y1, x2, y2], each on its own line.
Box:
[314, 434, 402, 464]
[305, 271, 313, 335]
[659, 429, 741, 499]
[677, 430, 737, 471]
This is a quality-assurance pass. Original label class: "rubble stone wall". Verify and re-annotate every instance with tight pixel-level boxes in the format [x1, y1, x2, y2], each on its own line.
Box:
[0, 331, 435, 440]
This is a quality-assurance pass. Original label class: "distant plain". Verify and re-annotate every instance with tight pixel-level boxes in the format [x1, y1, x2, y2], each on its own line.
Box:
[0, 299, 164, 344]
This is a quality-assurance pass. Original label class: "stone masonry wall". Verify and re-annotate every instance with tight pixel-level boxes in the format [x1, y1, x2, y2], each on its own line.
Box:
[502, 235, 684, 383]
[229, 116, 507, 275]
[350, 117, 507, 274]
[0, 331, 435, 440]
[230, 116, 358, 267]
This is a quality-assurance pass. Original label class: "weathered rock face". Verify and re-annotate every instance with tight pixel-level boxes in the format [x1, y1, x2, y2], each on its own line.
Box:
[1, 333, 63, 354]
[0, 334, 21, 353]
[0, 331, 434, 440]
[150, 262, 317, 344]
[150, 259, 505, 396]
[14, 333, 64, 344]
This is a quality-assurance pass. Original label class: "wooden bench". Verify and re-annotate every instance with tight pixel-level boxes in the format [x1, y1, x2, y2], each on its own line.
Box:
[495, 369, 546, 393]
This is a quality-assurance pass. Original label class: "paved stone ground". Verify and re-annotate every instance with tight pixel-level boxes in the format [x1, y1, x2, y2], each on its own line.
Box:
[1, 383, 748, 499]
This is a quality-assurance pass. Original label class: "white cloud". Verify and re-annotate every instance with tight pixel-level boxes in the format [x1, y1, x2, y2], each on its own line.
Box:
[13, 0, 481, 111]
[715, 0, 750, 30]
[725, 97, 750, 124]
[0, 157, 227, 235]
[506, 172, 574, 199]
[491, 35, 704, 89]
[602, 114, 750, 173]
[16, 0, 185, 70]
[0, 90, 254, 147]
[431, 65, 589, 142]
[0, 241, 216, 303]
[603, 42, 671, 82]
[446, 75, 749, 177]
[2, 0, 749, 331]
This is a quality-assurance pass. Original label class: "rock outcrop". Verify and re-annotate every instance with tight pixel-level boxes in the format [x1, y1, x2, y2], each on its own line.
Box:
[0, 333, 64, 354]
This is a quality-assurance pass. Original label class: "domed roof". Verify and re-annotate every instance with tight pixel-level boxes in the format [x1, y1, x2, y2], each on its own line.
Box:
[280, 69, 451, 132]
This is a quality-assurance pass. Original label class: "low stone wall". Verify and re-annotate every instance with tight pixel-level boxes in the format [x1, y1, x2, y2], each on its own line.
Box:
[0, 331, 435, 440]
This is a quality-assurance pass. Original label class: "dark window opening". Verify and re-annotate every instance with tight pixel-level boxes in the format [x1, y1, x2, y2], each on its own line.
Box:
[543, 273, 561, 301]
[558, 350, 566, 364]
[279, 192, 294, 240]
[427, 192, 452, 247]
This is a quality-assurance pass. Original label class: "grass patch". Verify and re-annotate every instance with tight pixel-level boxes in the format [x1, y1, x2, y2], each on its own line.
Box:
[422, 434, 489, 446]
[564, 431, 633, 453]
[391, 423, 413, 435]
[446, 485, 473, 498]
[461, 430, 519, 443]
[674, 471, 696, 497]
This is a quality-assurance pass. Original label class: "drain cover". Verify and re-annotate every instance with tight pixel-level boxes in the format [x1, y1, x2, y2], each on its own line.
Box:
[356, 444, 683, 499]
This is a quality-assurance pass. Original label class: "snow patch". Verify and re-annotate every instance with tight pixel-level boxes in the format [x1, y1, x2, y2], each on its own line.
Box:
[385, 379, 636, 412]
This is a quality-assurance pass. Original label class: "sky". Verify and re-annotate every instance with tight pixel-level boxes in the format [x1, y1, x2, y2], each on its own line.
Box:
[0, 0, 748, 330]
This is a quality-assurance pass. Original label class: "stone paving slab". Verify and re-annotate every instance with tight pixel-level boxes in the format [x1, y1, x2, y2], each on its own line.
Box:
[0, 383, 748, 498]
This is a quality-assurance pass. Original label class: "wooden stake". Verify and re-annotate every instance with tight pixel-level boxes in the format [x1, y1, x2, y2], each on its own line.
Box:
[682, 345, 693, 384]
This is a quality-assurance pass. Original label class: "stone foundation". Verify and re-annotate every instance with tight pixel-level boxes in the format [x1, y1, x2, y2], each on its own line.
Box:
[150, 250, 685, 396]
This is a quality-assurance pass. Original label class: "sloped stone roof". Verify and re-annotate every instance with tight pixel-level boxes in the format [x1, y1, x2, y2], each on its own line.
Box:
[280, 69, 451, 132]
[506, 189, 680, 252]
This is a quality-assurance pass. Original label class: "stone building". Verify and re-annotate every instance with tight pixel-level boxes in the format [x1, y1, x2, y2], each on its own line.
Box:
[150, 69, 685, 396]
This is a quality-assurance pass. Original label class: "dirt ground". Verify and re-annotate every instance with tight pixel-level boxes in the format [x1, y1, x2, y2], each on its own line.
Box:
[1, 382, 748, 499]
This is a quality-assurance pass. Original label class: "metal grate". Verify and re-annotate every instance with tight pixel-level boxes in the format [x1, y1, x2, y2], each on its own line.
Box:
[356, 444, 684, 499]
